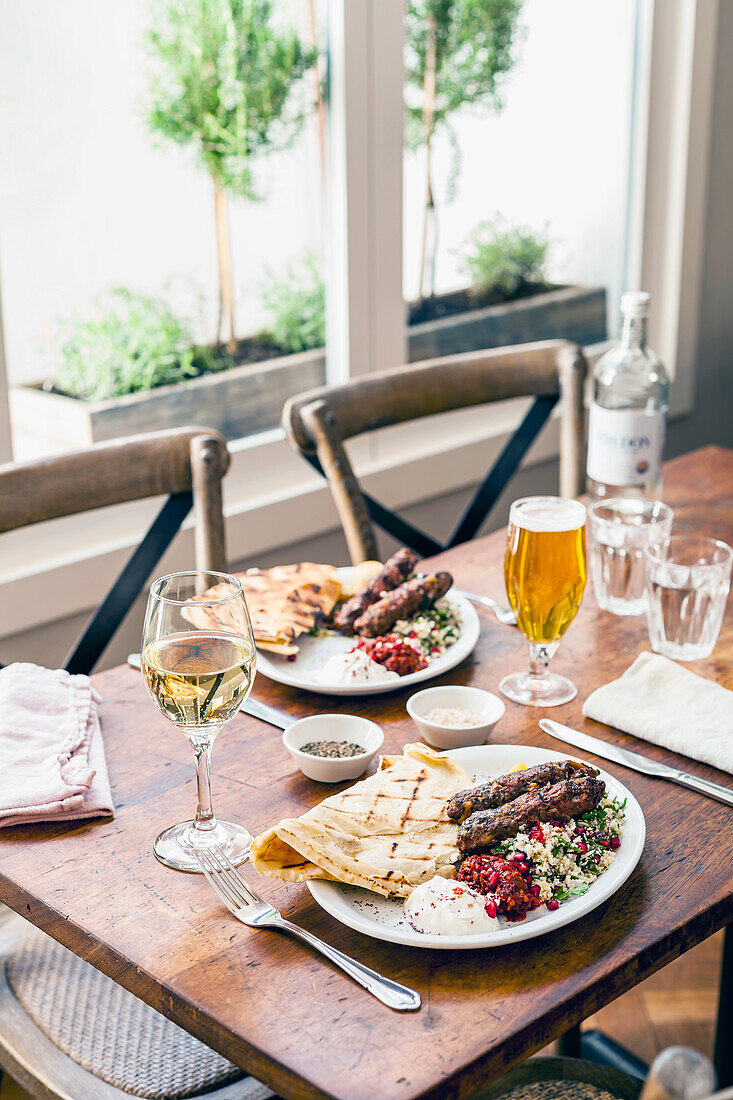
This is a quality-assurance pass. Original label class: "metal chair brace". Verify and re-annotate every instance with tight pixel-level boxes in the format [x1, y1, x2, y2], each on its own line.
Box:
[63, 491, 193, 675]
[305, 394, 558, 559]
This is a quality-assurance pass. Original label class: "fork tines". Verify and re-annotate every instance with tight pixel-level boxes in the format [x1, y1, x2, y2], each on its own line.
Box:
[196, 846, 259, 912]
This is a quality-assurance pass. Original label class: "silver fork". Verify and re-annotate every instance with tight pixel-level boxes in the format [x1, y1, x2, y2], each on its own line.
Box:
[196, 846, 421, 1012]
[453, 588, 517, 626]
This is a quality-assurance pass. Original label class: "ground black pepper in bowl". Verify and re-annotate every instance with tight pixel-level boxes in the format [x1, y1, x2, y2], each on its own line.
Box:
[299, 740, 366, 759]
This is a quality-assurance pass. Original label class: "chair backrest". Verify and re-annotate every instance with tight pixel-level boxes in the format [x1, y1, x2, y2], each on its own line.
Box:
[283, 340, 586, 564]
[0, 427, 230, 674]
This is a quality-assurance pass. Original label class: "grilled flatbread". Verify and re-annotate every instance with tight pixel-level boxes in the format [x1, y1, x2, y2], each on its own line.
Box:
[250, 743, 471, 898]
[185, 563, 341, 655]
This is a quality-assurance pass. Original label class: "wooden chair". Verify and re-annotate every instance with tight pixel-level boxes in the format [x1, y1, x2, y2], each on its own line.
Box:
[282, 340, 587, 564]
[480, 1047, 730, 1100]
[0, 428, 277, 1099]
[0, 916, 276, 1100]
[0, 426, 230, 674]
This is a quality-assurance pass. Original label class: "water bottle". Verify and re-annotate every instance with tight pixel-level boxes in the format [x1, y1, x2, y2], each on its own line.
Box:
[586, 291, 669, 500]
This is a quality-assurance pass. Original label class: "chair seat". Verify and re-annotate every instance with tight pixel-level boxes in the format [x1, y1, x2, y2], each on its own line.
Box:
[476, 1056, 642, 1100]
[494, 1085, 622, 1100]
[5, 930, 265, 1100]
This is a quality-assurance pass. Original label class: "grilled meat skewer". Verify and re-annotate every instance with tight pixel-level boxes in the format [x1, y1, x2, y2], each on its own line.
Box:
[353, 572, 453, 638]
[447, 760, 599, 823]
[458, 776, 606, 853]
[334, 548, 418, 634]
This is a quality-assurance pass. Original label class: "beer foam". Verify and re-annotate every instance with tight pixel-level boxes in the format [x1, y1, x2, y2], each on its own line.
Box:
[509, 496, 587, 532]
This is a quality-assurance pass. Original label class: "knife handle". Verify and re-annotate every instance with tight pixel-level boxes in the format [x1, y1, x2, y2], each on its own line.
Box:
[670, 769, 733, 809]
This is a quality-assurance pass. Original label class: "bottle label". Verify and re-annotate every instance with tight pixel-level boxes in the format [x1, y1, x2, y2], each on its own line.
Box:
[587, 405, 666, 485]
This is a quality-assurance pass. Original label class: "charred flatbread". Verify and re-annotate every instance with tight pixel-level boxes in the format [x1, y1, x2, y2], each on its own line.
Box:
[250, 743, 471, 898]
[185, 563, 340, 655]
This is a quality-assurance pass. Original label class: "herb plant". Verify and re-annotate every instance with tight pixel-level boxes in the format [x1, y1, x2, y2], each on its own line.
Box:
[460, 219, 549, 298]
[404, 0, 524, 300]
[52, 289, 219, 401]
[261, 253, 325, 354]
[145, 0, 316, 350]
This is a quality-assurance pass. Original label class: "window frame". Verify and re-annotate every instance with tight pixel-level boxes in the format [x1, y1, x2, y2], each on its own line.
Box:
[0, 0, 719, 644]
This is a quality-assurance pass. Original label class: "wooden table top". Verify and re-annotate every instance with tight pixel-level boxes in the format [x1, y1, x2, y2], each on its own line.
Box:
[1, 445, 732, 1100]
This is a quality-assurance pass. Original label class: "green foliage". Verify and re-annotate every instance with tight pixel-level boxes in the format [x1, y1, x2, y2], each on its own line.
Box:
[53, 289, 220, 401]
[404, 0, 524, 153]
[261, 253, 325, 354]
[459, 219, 549, 297]
[144, 0, 316, 199]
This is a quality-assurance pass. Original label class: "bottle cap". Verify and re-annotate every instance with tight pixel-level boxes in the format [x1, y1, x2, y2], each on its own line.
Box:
[620, 290, 650, 315]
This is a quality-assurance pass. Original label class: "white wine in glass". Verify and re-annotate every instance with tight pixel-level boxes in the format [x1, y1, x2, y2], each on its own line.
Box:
[141, 572, 256, 872]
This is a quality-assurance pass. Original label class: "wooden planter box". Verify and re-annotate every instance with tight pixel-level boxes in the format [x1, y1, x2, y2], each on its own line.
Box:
[11, 285, 605, 454]
[11, 347, 327, 455]
[407, 284, 607, 360]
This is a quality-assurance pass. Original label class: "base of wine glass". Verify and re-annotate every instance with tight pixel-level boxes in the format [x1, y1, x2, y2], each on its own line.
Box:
[153, 819, 252, 873]
[499, 670, 577, 708]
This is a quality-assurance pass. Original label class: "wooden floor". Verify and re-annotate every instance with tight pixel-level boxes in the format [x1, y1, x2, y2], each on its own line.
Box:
[0, 931, 723, 1099]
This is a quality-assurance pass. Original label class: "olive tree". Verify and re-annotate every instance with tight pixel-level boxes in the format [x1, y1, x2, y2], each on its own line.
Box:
[405, 0, 524, 301]
[145, 0, 315, 350]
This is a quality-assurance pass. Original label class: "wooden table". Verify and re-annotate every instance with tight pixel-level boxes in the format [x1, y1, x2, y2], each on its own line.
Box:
[1, 445, 732, 1100]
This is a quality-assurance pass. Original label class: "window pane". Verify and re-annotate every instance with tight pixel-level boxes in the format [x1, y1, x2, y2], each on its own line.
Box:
[0, 0, 327, 457]
[403, 0, 637, 355]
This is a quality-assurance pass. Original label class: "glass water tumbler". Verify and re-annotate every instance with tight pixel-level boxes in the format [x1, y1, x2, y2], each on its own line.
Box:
[589, 498, 673, 616]
[644, 536, 732, 660]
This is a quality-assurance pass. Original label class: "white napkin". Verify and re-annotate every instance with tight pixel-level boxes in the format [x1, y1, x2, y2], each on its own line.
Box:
[0, 662, 114, 828]
[583, 651, 733, 775]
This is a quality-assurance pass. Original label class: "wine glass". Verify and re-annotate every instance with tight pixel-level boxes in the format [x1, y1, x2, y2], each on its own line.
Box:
[141, 571, 257, 872]
[499, 496, 587, 707]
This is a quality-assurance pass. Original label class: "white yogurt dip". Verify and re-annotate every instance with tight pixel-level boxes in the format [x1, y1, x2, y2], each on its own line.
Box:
[316, 648, 399, 685]
[404, 876, 501, 936]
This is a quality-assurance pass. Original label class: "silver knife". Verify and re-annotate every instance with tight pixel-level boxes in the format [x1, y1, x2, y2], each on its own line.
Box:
[127, 653, 291, 730]
[539, 719, 733, 809]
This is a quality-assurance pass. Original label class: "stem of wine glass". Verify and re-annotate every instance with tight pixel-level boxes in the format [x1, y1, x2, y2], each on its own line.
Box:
[527, 640, 559, 683]
[191, 735, 216, 834]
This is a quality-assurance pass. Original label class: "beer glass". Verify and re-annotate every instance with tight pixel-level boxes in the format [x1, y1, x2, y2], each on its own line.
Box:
[141, 571, 257, 872]
[500, 497, 587, 707]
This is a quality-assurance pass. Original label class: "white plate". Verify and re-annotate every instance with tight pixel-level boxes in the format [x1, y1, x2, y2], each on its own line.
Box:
[308, 744, 645, 949]
[256, 589, 480, 696]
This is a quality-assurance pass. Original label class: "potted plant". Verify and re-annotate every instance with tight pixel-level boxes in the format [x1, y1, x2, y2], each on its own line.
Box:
[11, 1, 328, 453]
[403, 0, 607, 358]
[10, 265, 329, 453]
[145, 0, 316, 353]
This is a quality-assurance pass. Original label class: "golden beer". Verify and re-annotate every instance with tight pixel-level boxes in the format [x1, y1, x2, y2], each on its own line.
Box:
[504, 498, 587, 643]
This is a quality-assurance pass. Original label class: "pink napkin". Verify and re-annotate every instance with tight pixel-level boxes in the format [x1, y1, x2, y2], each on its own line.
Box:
[0, 663, 114, 829]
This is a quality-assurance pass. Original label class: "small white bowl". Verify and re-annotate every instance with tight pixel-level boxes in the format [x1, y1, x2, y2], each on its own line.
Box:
[406, 685, 505, 749]
[282, 714, 384, 783]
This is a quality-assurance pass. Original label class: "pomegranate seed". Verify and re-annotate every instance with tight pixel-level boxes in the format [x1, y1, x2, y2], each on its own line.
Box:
[575, 827, 585, 836]
[546, 899, 560, 911]
[488, 871, 499, 888]
[577, 841, 587, 854]
[598, 838, 609, 849]
[512, 853, 526, 863]
[485, 900, 497, 919]
[610, 836, 621, 850]
[531, 884, 541, 897]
